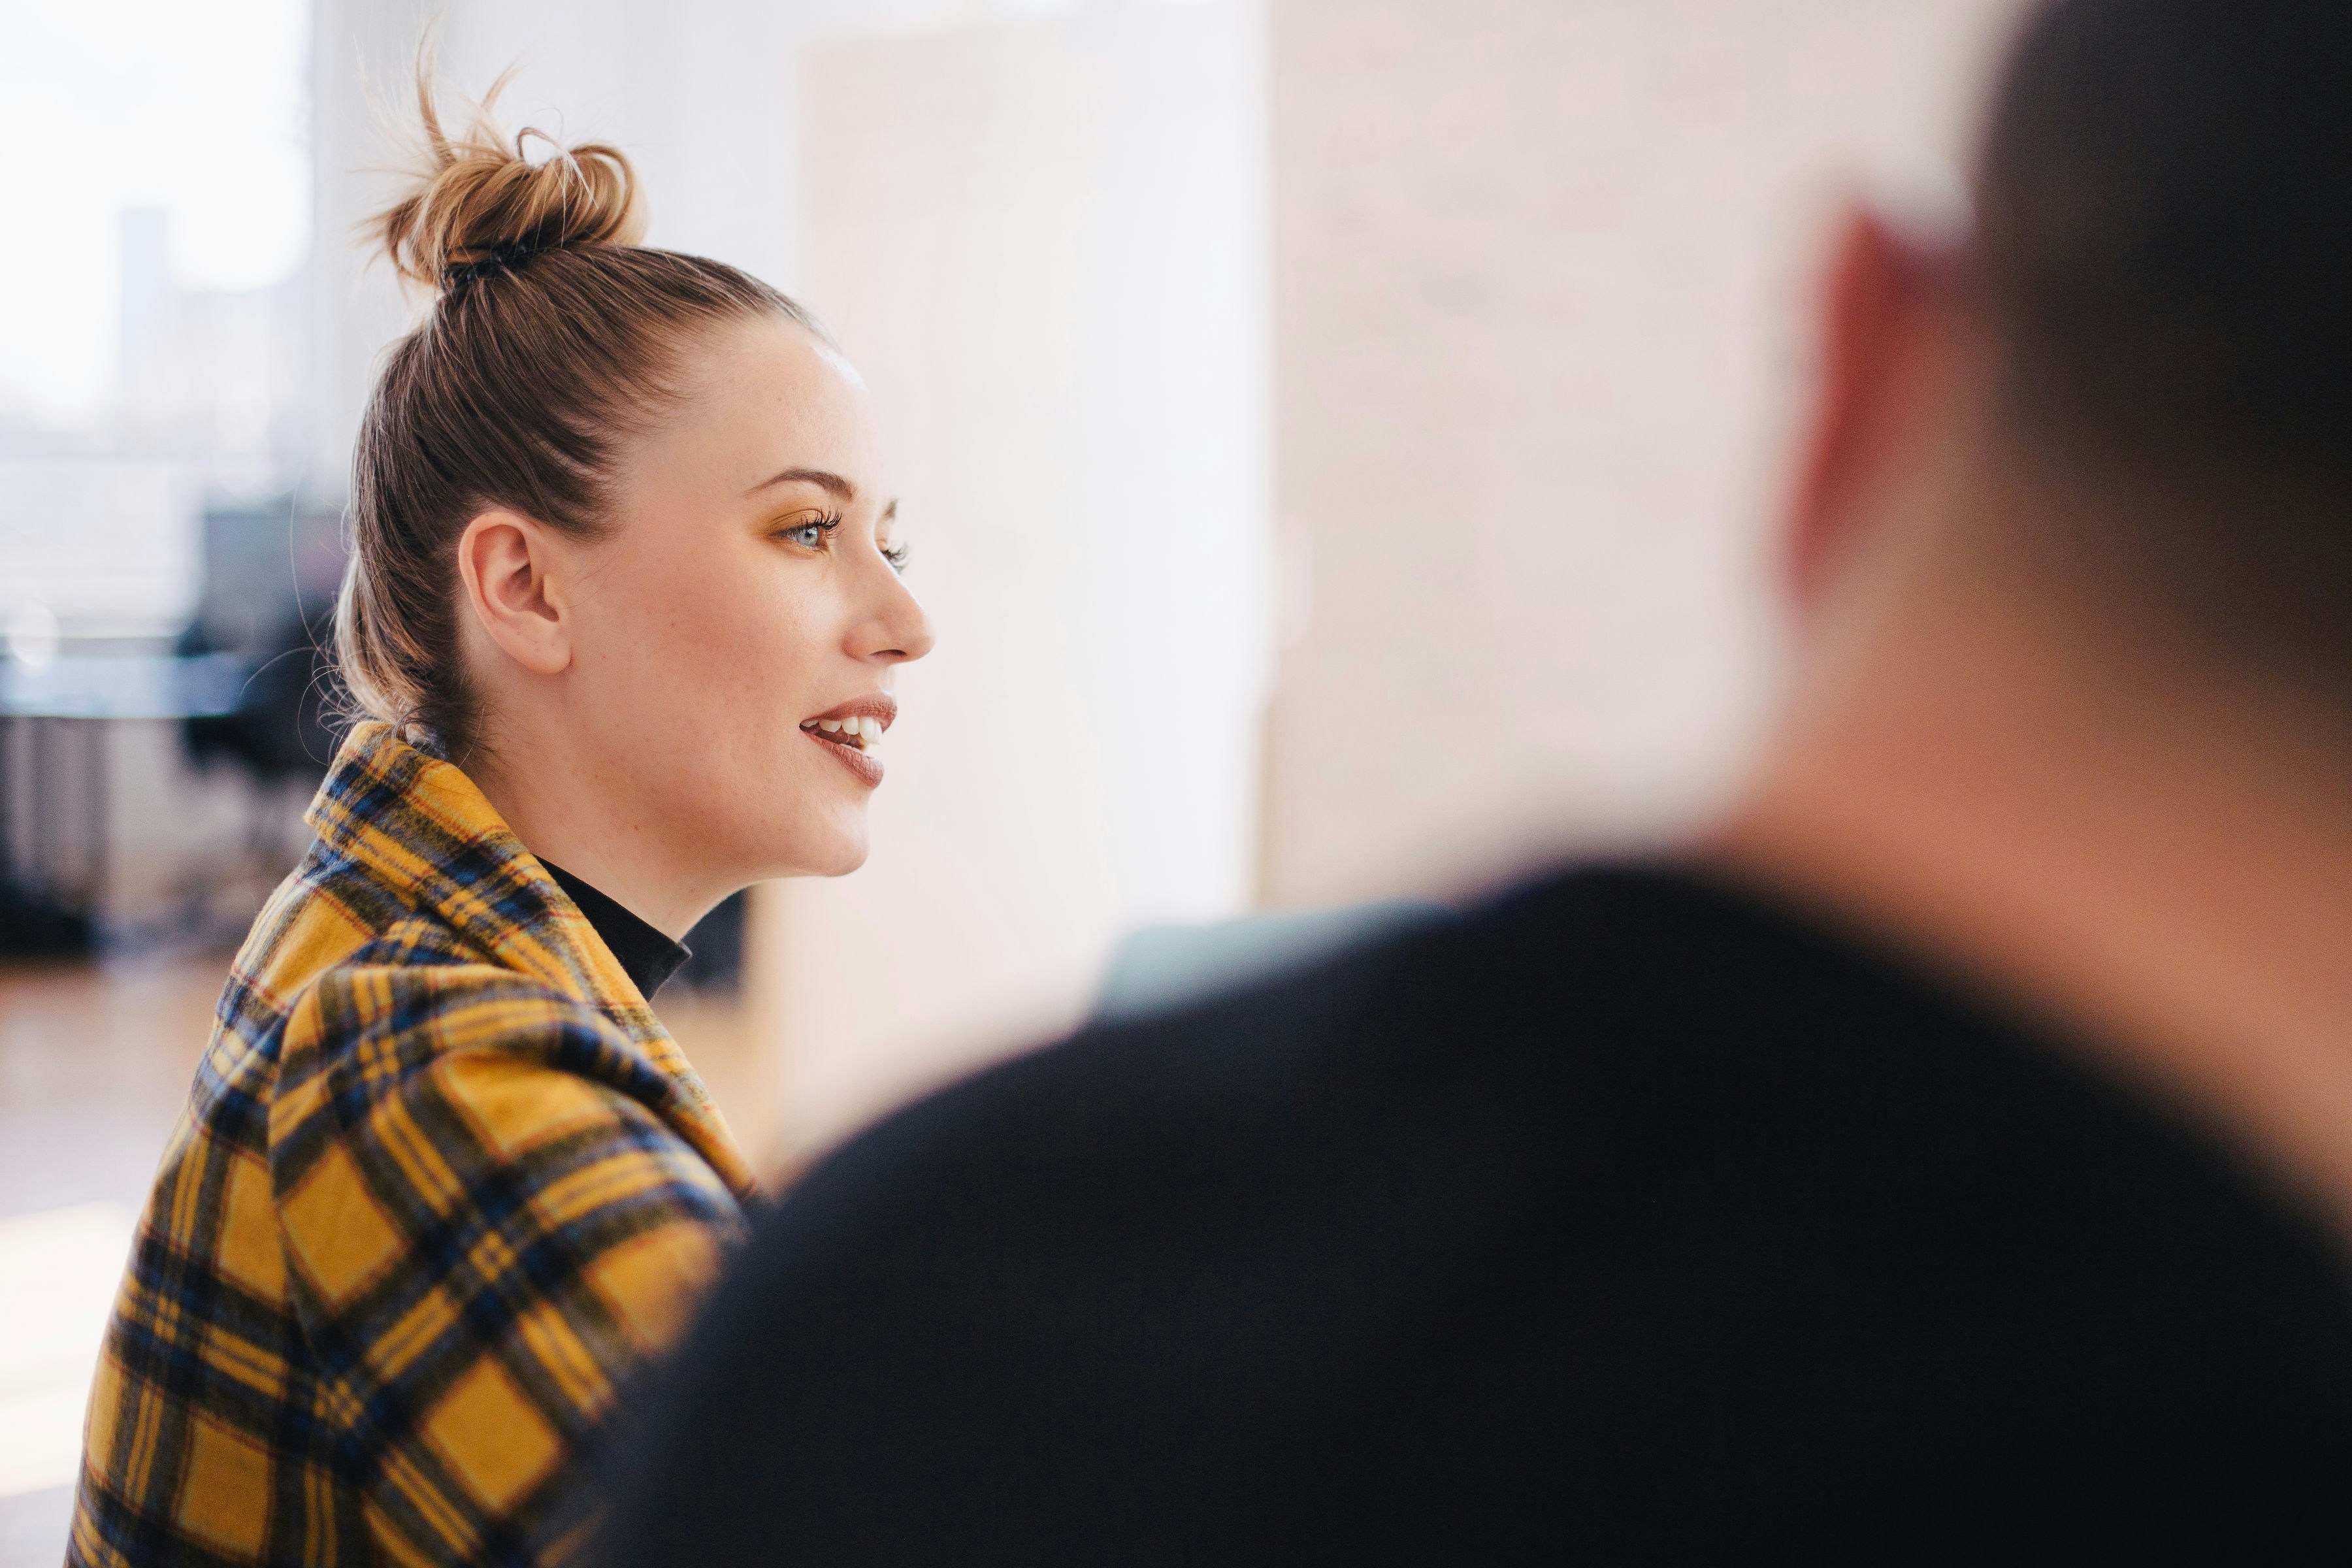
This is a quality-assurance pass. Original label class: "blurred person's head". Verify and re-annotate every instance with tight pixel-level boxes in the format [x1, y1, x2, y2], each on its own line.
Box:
[1782, 0, 2352, 692]
[335, 66, 934, 933]
[1727, 0, 2352, 1211]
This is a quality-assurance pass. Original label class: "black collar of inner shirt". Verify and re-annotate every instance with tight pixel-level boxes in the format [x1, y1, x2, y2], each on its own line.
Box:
[541, 861, 692, 999]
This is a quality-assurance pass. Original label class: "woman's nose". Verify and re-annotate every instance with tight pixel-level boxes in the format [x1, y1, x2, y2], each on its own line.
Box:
[855, 566, 937, 664]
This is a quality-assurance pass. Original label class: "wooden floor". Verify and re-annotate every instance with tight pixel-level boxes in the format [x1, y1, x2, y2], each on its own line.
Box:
[0, 953, 773, 1567]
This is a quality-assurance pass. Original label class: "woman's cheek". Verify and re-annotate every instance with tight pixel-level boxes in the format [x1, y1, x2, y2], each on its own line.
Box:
[761, 580, 834, 681]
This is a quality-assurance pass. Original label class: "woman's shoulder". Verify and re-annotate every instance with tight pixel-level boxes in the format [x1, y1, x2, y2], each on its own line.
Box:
[234, 832, 625, 1066]
[278, 950, 665, 1119]
[223, 815, 754, 1196]
[265, 951, 747, 1241]
[225, 831, 480, 1017]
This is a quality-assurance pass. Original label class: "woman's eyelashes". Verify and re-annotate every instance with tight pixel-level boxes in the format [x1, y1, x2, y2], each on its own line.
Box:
[774, 512, 910, 574]
[776, 514, 843, 550]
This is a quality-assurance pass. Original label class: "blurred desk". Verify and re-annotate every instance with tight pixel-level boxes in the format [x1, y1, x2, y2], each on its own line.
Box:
[0, 654, 249, 953]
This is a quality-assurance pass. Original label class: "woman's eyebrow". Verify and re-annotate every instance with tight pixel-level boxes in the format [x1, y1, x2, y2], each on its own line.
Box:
[746, 466, 855, 500]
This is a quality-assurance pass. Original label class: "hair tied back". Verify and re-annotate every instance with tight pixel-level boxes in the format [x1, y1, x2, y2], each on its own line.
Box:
[442, 238, 549, 293]
[370, 51, 648, 301]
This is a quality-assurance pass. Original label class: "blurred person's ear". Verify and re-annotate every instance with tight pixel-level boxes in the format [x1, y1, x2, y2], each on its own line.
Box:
[1782, 205, 1958, 621]
[457, 510, 576, 678]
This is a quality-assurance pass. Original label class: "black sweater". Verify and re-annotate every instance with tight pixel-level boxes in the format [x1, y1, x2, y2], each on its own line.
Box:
[599, 866, 2352, 1561]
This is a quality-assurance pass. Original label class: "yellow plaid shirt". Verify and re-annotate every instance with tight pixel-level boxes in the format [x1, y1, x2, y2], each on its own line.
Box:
[69, 723, 757, 1567]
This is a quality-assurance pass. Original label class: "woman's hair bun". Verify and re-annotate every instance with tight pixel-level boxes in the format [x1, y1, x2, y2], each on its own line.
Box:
[370, 55, 646, 293]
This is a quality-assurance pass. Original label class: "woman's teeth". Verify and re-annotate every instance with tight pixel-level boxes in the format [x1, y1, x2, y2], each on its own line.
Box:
[808, 716, 883, 753]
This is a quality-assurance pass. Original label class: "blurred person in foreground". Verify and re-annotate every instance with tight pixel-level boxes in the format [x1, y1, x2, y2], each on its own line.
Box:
[69, 65, 932, 1568]
[604, 1, 2352, 1559]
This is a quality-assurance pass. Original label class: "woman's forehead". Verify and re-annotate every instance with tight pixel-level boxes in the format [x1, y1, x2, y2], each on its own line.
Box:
[659, 317, 884, 490]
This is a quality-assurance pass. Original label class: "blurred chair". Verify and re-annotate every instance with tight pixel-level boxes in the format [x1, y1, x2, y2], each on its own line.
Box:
[176, 610, 340, 785]
[177, 498, 346, 787]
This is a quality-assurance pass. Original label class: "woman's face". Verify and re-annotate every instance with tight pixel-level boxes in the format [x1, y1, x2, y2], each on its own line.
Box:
[560, 313, 934, 887]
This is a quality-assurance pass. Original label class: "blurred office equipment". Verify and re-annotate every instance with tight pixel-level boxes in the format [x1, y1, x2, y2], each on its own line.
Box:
[0, 495, 342, 958]
[1094, 900, 1449, 1024]
[0, 653, 245, 955]
[0, 453, 218, 957]
[178, 498, 345, 783]
[1, 182, 325, 958]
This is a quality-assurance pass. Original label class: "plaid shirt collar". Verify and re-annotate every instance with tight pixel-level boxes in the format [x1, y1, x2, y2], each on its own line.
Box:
[305, 721, 754, 1196]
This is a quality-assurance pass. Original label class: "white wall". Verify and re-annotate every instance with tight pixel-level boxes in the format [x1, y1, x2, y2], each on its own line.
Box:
[303, 0, 1091, 502]
[758, 2, 1270, 1164]
[1261, 0, 2023, 906]
[306, 0, 429, 500]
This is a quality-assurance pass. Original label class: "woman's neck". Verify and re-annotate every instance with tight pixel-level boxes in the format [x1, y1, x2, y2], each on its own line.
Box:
[464, 739, 722, 941]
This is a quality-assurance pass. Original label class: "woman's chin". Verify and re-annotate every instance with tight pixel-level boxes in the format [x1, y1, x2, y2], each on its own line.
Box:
[771, 813, 870, 879]
[741, 762, 876, 877]
[809, 838, 871, 878]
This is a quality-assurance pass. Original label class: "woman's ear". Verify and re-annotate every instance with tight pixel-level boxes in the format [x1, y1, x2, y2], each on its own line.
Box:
[456, 510, 574, 676]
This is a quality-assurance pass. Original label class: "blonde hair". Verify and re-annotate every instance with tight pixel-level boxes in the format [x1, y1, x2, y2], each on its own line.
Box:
[335, 58, 817, 759]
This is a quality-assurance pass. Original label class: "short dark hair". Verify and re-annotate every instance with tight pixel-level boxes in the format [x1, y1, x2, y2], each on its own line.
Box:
[1974, 0, 2352, 662]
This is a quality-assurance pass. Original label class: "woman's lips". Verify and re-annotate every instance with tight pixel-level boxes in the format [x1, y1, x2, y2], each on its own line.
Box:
[805, 725, 885, 787]
[801, 708, 888, 787]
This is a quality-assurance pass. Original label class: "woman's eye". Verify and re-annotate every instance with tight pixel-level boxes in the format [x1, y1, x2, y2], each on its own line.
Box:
[881, 541, 912, 574]
[778, 516, 840, 550]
